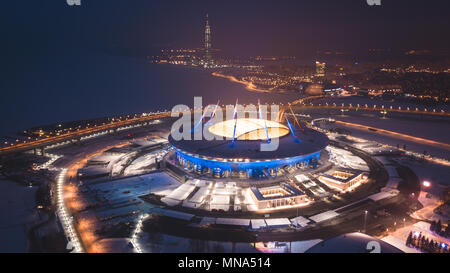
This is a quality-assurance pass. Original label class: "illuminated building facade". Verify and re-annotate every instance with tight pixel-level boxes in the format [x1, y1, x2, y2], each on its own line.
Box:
[315, 61, 326, 77]
[250, 184, 310, 210]
[318, 168, 368, 191]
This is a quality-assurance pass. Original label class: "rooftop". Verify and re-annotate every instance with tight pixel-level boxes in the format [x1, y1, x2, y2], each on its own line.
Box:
[251, 183, 305, 201]
[169, 124, 328, 160]
[305, 232, 403, 253]
[208, 118, 289, 140]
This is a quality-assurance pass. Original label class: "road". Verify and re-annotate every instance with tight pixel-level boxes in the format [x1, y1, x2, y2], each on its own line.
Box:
[291, 104, 449, 117]
[0, 112, 171, 155]
[59, 140, 134, 253]
[333, 120, 450, 151]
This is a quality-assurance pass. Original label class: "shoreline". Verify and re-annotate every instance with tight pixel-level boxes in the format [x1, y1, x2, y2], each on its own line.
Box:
[211, 71, 271, 93]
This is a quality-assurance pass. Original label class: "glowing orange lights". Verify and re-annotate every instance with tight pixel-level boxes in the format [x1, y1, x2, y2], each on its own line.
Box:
[208, 118, 289, 140]
[0, 112, 170, 153]
[334, 120, 450, 150]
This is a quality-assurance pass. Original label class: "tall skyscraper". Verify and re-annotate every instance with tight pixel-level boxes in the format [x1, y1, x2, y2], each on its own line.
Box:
[204, 14, 212, 64]
[315, 61, 326, 77]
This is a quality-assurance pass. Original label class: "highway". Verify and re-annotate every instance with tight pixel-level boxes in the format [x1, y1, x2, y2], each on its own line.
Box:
[291, 104, 449, 117]
[0, 112, 171, 155]
[334, 120, 450, 151]
[1, 95, 448, 155]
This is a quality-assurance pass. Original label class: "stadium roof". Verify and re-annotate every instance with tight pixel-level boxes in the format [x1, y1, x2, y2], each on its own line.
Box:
[169, 123, 328, 160]
[305, 232, 403, 253]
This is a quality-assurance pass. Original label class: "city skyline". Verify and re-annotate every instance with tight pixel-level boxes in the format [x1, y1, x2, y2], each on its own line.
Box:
[3, 0, 450, 59]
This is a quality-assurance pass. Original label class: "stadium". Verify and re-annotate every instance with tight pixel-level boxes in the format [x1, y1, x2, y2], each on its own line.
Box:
[168, 117, 329, 178]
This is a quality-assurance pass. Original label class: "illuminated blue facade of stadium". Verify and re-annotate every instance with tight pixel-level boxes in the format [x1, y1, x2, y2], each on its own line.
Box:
[173, 146, 322, 178]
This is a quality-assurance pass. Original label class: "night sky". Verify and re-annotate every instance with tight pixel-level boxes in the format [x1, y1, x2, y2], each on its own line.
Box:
[2, 0, 450, 58]
[1, 0, 450, 136]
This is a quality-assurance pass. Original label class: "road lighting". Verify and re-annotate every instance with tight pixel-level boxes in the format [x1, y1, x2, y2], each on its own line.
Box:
[363, 210, 368, 233]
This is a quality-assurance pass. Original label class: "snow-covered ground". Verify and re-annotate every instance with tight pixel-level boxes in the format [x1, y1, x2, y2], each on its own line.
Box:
[328, 121, 449, 159]
[394, 156, 450, 187]
[123, 150, 168, 176]
[335, 114, 450, 145]
[309, 97, 450, 159]
[87, 172, 181, 202]
[381, 221, 449, 253]
[326, 146, 369, 171]
[0, 180, 38, 252]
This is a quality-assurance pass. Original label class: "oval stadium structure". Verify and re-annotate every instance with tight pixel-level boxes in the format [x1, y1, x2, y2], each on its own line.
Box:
[168, 118, 329, 178]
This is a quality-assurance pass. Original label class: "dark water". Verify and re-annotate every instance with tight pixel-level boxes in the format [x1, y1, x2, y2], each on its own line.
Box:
[1, 53, 300, 137]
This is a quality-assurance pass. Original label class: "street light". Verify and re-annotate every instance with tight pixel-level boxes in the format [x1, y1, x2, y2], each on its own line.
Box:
[363, 210, 368, 233]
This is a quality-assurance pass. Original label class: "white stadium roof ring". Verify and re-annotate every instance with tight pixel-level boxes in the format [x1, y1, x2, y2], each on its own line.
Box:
[208, 118, 290, 140]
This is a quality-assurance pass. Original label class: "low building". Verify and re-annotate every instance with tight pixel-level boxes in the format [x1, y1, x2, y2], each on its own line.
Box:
[250, 183, 309, 210]
[318, 167, 368, 192]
